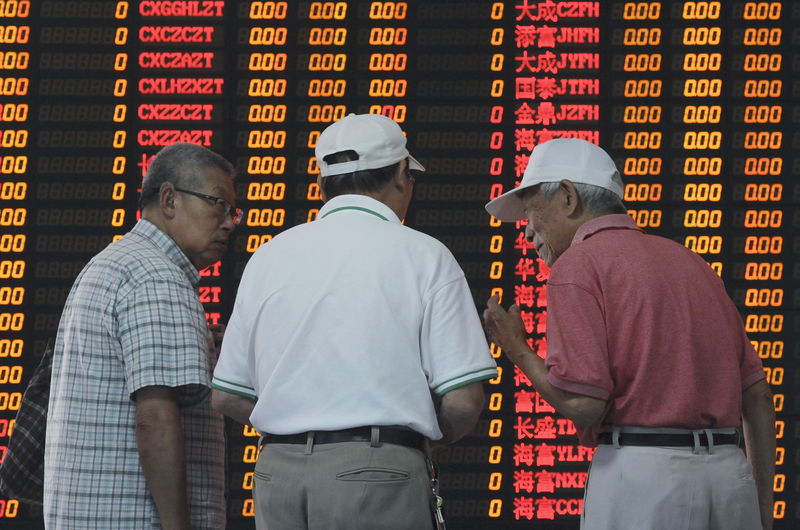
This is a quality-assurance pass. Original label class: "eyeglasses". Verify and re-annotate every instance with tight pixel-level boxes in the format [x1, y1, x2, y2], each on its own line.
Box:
[174, 187, 244, 225]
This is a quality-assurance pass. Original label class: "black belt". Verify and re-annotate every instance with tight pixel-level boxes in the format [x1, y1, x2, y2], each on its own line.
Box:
[263, 426, 425, 451]
[598, 431, 739, 447]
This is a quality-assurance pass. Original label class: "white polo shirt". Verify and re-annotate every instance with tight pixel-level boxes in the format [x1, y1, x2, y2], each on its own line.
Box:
[213, 194, 496, 439]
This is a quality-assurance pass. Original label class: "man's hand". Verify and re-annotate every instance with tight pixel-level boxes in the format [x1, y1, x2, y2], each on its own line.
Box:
[483, 294, 534, 366]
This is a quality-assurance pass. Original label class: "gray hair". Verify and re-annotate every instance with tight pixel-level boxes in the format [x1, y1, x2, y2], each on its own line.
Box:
[538, 181, 626, 215]
[139, 143, 234, 209]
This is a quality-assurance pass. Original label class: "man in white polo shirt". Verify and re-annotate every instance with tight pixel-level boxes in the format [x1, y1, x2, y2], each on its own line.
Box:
[211, 113, 497, 529]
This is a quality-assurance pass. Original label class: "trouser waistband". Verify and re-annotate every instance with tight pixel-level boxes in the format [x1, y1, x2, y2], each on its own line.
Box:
[599, 426, 740, 453]
[260, 426, 425, 453]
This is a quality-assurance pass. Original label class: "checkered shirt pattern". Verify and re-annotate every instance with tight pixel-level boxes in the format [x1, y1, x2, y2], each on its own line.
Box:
[0, 340, 52, 504]
[43, 220, 225, 529]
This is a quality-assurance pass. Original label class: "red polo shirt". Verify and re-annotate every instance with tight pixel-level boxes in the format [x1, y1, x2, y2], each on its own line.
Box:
[544, 214, 766, 446]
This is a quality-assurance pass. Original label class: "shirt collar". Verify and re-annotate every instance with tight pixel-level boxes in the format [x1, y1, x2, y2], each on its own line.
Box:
[130, 219, 201, 286]
[571, 214, 644, 246]
[317, 194, 402, 224]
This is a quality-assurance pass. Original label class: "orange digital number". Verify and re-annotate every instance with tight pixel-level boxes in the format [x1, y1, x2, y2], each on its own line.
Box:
[623, 105, 661, 123]
[684, 157, 722, 175]
[683, 52, 721, 71]
[627, 209, 662, 227]
[743, 132, 781, 150]
[743, 80, 782, 98]
[743, 105, 782, 123]
[623, 2, 660, 20]
[249, 1, 288, 20]
[682, 26, 721, 45]
[308, 27, 347, 45]
[309, 2, 347, 20]
[623, 27, 661, 45]
[246, 209, 286, 227]
[623, 157, 662, 176]
[683, 235, 722, 254]
[248, 79, 288, 97]
[369, 1, 408, 19]
[248, 53, 288, 72]
[0, 102, 28, 121]
[307, 104, 347, 123]
[683, 209, 722, 228]
[246, 234, 273, 253]
[248, 104, 287, 123]
[248, 27, 288, 46]
[750, 339, 784, 358]
[743, 209, 782, 228]
[623, 183, 662, 202]
[368, 53, 408, 71]
[247, 130, 287, 149]
[743, 27, 781, 46]
[623, 79, 662, 97]
[743, 2, 781, 20]
[308, 53, 346, 71]
[0, 286, 24, 305]
[683, 183, 721, 201]
[682, 1, 721, 19]
[683, 131, 721, 149]
[744, 314, 782, 333]
[368, 27, 407, 45]
[247, 182, 286, 201]
[743, 236, 782, 255]
[247, 156, 286, 175]
[744, 183, 782, 201]
[307, 78, 346, 97]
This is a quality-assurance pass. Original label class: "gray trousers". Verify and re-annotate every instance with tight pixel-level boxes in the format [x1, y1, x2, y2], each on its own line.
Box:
[582, 442, 761, 530]
[253, 438, 433, 530]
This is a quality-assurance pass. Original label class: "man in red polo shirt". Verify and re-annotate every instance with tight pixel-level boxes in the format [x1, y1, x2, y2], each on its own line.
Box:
[483, 138, 775, 530]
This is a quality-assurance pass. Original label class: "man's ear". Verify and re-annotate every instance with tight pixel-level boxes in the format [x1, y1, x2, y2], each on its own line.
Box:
[393, 165, 413, 194]
[159, 182, 177, 219]
[559, 179, 580, 215]
[316, 175, 329, 203]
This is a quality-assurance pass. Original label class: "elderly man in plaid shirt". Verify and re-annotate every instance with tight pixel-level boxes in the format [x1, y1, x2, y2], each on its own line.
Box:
[44, 143, 241, 529]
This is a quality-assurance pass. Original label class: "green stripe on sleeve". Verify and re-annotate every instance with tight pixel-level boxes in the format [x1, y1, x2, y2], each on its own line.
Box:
[434, 367, 498, 395]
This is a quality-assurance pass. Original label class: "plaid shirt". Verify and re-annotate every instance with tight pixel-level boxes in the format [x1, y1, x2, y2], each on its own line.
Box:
[0, 340, 52, 504]
[44, 220, 225, 529]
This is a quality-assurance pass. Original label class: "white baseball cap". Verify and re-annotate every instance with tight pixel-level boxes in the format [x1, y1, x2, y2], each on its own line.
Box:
[315, 113, 425, 177]
[485, 138, 624, 222]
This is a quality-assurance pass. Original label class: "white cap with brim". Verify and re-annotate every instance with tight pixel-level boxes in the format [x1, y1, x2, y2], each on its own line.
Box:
[485, 138, 624, 222]
[315, 113, 425, 177]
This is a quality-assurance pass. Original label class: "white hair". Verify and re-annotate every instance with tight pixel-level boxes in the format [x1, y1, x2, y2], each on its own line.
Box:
[537, 181, 626, 215]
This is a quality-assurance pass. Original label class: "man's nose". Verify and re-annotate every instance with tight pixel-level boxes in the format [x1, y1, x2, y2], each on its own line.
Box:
[221, 214, 236, 232]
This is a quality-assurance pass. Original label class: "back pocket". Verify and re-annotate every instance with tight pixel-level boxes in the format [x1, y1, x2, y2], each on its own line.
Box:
[336, 467, 409, 482]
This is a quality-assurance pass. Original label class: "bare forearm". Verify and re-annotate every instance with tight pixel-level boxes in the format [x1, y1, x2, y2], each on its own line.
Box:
[435, 383, 485, 445]
[742, 380, 776, 530]
[483, 297, 605, 428]
[437, 402, 479, 445]
[212, 389, 256, 425]
[135, 388, 191, 530]
[512, 347, 604, 428]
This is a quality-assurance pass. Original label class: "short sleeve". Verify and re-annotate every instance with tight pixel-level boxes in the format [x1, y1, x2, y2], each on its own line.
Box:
[420, 276, 497, 396]
[117, 278, 209, 401]
[545, 280, 613, 400]
[212, 297, 257, 400]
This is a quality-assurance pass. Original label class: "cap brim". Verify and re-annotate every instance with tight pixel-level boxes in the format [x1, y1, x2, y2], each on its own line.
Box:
[408, 154, 425, 173]
[485, 182, 539, 222]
